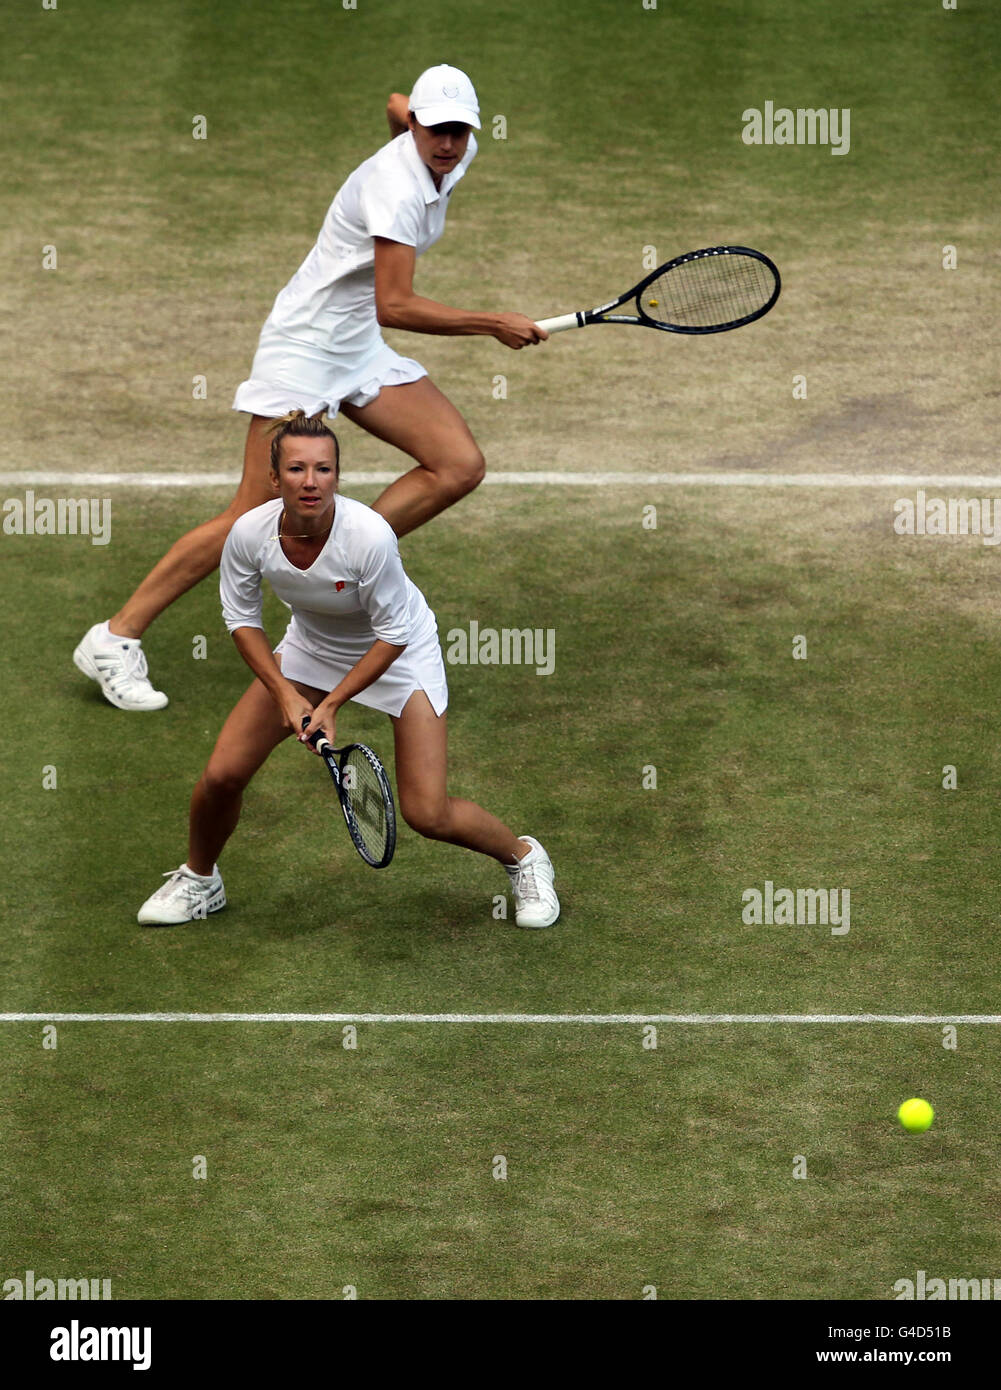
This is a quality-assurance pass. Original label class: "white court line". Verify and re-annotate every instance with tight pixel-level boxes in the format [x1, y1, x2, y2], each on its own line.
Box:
[0, 1013, 998, 1024]
[3, 472, 1001, 489]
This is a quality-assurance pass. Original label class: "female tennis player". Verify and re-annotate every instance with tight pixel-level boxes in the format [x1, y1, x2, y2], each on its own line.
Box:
[136, 411, 559, 929]
[75, 63, 546, 712]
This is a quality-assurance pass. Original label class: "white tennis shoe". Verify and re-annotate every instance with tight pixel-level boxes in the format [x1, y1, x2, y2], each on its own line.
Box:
[73, 623, 168, 711]
[504, 835, 559, 929]
[138, 864, 226, 926]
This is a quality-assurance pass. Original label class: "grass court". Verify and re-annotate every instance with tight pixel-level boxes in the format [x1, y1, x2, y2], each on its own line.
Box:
[1, 0, 999, 1301]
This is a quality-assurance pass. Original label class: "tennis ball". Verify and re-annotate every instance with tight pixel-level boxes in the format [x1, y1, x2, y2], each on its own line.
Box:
[898, 1098, 934, 1133]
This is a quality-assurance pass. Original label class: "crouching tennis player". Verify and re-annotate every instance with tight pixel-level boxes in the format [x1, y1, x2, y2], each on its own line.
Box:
[137, 412, 559, 929]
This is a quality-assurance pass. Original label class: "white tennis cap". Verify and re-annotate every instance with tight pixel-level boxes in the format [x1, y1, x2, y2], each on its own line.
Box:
[409, 64, 480, 129]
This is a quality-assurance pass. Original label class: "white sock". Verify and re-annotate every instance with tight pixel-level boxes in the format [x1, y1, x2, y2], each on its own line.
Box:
[100, 620, 139, 646]
[184, 863, 216, 881]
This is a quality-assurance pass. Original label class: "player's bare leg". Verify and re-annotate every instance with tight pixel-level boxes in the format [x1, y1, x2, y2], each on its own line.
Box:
[138, 671, 325, 922]
[339, 377, 485, 538]
[75, 415, 279, 711]
[391, 691, 559, 926]
[187, 674, 326, 875]
[109, 415, 278, 639]
[391, 691, 526, 862]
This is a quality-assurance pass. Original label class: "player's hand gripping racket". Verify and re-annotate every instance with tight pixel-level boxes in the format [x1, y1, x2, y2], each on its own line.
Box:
[536, 245, 780, 336]
[302, 719, 396, 868]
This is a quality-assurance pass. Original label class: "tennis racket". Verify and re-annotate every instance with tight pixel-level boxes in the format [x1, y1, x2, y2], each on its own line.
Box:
[303, 720, 396, 868]
[535, 245, 780, 337]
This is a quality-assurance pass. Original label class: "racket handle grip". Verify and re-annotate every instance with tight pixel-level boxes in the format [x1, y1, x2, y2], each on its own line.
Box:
[302, 718, 331, 754]
[535, 313, 582, 335]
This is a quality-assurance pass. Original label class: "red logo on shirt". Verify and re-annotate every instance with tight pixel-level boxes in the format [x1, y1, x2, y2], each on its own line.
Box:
[335, 581, 345, 592]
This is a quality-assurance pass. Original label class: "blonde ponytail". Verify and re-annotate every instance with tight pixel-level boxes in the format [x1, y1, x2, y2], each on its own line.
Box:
[267, 410, 340, 474]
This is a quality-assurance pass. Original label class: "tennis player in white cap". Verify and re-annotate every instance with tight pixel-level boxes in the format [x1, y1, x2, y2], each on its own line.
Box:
[74, 64, 546, 711]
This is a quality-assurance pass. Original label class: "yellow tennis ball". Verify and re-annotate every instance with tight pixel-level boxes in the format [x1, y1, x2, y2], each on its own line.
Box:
[898, 1098, 934, 1132]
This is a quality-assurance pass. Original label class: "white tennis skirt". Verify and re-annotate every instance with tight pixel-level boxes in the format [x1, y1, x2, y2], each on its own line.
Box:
[232, 322, 427, 419]
[276, 619, 448, 720]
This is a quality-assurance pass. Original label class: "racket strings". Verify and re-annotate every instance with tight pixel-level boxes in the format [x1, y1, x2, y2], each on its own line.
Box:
[341, 747, 391, 860]
[641, 252, 776, 329]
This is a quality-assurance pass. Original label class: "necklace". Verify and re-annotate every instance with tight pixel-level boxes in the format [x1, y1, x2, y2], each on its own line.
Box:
[278, 508, 333, 541]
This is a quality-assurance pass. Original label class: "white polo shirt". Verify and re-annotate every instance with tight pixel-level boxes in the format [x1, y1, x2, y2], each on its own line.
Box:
[263, 130, 478, 358]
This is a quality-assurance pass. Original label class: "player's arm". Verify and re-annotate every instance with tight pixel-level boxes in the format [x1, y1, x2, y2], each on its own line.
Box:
[374, 237, 547, 348]
[300, 524, 411, 746]
[231, 626, 315, 733]
[220, 531, 316, 731]
[300, 639, 406, 749]
[386, 93, 410, 138]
